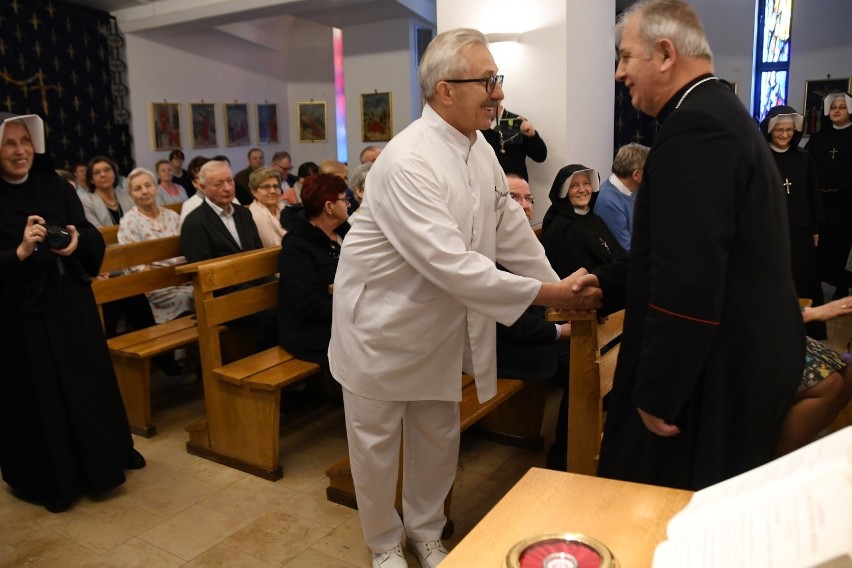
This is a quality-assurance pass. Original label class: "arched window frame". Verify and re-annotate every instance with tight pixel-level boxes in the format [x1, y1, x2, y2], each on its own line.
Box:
[752, 0, 793, 122]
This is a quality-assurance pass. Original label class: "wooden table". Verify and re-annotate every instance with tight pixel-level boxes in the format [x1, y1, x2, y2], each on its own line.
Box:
[443, 468, 692, 567]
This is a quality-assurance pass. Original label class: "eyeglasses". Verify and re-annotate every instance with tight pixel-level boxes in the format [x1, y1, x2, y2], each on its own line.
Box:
[771, 127, 795, 135]
[444, 74, 504, 93]
[510, 192, 534, 205]
[256, 183, 281, 191]
[337, 196, 351, 205]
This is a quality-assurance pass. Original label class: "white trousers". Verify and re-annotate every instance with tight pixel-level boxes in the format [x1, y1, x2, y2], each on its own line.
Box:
[342, 386, 460, 553]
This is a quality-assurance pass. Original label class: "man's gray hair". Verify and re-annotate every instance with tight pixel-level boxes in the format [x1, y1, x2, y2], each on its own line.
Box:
[419, 28, 489, 101]
[198, 160, 228, 185]
[616, 0, 713, 62]
[612, 143, 650, 177]
[126, 167, 157, 188]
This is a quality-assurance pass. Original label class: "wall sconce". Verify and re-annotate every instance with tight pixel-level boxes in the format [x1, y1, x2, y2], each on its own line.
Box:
[486, 32, 522, 44]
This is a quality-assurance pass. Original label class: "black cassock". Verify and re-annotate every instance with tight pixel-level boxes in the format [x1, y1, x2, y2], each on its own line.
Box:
[0, 170, 133, 506]
[805, 124, 852, 289]
[768, 146, 826, 339]
[594, 77, 804, 491]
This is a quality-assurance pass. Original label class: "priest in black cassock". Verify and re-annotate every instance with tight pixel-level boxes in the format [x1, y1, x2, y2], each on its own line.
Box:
[0, 113, 145, 513]
[805, 92, 852, 299]
[760, 106, 826, 339]
[582, 0, 804, 491]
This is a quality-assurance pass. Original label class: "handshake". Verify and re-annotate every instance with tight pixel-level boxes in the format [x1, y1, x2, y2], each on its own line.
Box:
[535, 268, 602, 314]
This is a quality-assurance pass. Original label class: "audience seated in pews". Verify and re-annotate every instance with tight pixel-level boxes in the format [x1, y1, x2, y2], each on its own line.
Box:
[118, 167, 194, 324]
[319, 159, 357, 216]
[181, 159, 274, 347]
[776, 296, 852, 455]
[80, 156, 179, 375]
[247, 166, 286, 248]
[155, 159, 188, 206]
[0, 112, 145, 514]
[293, 161, 319, 204]
[169, 149, 194, 196]
[278, 173, 350, 369]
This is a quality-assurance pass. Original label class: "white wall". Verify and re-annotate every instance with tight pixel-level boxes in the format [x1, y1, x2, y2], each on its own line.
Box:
[124, 17, 335, 173]
[437, 0, 614, 223]
[342, 17, 431, 166]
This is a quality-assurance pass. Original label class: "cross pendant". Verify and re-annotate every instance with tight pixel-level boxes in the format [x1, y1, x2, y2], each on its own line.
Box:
[830, 147, 838, 160]
[783, 178, 792, 194]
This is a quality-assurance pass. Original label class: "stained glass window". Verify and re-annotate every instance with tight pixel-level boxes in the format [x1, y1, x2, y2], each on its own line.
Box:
[753, 0, 793, 122]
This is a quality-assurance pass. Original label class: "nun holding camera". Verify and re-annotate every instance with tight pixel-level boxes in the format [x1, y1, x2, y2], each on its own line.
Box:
[0, 112, 144, 514]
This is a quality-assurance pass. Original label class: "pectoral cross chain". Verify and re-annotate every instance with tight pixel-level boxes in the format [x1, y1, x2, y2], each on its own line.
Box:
[783, 178, 792, 194]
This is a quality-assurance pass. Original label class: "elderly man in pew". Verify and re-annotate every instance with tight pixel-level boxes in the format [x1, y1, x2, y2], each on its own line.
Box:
[494, 175, 572, 470]
[180, 159, 275, 347]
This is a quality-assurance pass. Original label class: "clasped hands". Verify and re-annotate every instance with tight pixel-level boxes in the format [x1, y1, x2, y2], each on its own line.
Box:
[536, 267, 603, 314]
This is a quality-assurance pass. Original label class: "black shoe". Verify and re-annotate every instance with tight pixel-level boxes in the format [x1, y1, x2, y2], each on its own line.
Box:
[126, 448, 147, 470]
[44, 499, 71, 513]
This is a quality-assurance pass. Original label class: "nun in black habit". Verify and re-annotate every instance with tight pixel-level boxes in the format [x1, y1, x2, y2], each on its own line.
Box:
[760, 105, 826, 339]
[541, 164, 627, 278]
[0, 112, 145, 513]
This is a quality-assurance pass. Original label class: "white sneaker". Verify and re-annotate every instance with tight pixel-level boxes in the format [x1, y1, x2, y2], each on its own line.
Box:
[410, 540, 448, 568]
[372, 544, 407, 568]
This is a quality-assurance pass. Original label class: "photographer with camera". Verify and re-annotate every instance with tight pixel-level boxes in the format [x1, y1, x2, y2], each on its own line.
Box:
[0, 112, 145, 514]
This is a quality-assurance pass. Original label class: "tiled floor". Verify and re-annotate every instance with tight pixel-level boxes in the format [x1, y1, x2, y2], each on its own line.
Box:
[0, 371, 556, 568]
[2, 296, 849, 568]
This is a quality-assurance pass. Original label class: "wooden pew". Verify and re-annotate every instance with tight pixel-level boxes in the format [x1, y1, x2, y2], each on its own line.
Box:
[545, 309, 625, 475]
[98, 224, 119, 245]
[324, 374, 523, 538]
[91, 235, 197, 437]
[176, 246, 322, 481]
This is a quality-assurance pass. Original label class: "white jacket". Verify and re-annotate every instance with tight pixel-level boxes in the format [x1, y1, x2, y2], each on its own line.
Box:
[329, 105, 558, 403]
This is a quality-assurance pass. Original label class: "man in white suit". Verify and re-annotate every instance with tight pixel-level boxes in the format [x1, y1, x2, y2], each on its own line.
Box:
[328, 29, 602, 568]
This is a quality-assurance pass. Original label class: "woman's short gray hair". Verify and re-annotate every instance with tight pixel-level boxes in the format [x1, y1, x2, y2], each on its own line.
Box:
[419, 28, 489, 101]
[248, 167, 281, 191]
[126, 167, 157, 189]
[616, 0, 712, 62]
[349, 162, 373, 199]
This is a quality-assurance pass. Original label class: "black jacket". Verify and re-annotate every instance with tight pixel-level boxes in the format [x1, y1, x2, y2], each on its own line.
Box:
[277, 206, 349, 367]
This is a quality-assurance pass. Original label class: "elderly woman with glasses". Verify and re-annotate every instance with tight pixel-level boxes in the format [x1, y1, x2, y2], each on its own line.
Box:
[760, 105, 826, 339]
[277, 174, 349, 369]
[247, 166, 286, 248]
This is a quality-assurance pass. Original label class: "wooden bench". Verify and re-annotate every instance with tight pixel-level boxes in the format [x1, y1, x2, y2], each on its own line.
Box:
[98, 224, 119, 245]
[324, 373, 523, 537]
[544, 309, 624, 475]
[176, 246, 322, 481]
[91, 235, 197, 437]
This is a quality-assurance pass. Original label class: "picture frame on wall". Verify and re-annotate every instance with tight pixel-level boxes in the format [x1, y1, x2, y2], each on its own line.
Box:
[224, 102, 250, 146]
[803, 77, 852, 136]
[189, 103, 217, 149]
[256, 103, 280, 145]
[297, 101, 327, 142]
[151, 102, 182, 151]
[360, 92, 393, 142]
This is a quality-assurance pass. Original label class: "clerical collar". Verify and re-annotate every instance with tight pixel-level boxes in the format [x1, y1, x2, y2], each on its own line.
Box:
[573, 207, 590, 216]
[657, 74, 717, 123]
[833, 122, 852, 130]
[770, 143, 791, 153]
[1, 172, 29, 185]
